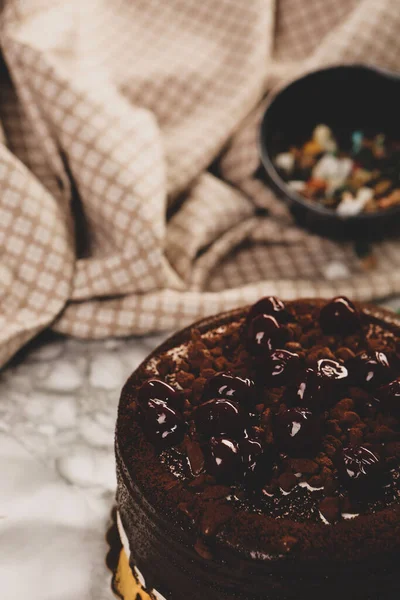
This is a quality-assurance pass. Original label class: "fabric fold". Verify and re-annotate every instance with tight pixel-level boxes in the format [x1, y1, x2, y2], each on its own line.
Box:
[1, 0, 400, 368]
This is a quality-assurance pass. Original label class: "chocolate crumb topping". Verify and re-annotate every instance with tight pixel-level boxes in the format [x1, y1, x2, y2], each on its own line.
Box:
[117, 298, 400, 563]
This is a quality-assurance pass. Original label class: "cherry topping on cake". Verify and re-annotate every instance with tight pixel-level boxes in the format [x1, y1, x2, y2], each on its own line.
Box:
[293, 368, 331, 411]
[374, 378, 400, 415]
[205, 437, 241, 483]
[264, 349, 301, 386]
[319, 296, 361, 335]
[194, 398, 245, 438]
[317, 359, 349, 382]
[239, 437, 273, 489]
[240, 437, 263, 472]
[274, 407, 321, 455]
[141, 399, 186, 449]
[347, 351, 395, 389]
[246, 314, 286, 355]
[337, 445, 384, 494]
[202, 373, 256, 407]
[247, 296, 292, 325]
[138, 379, 184, 412]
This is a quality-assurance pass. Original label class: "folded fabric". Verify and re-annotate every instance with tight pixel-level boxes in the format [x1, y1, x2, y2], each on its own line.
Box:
[1, 0, 400, 368]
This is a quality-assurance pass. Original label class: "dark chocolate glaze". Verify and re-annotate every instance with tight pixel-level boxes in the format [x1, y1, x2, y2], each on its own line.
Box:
[116, 300, 400, 600]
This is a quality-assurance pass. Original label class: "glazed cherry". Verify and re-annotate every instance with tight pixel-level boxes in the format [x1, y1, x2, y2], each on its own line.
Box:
[202, 373, 256, 407]
[319, 296, 361, 335]
[138, 379, 184, 412]
[374, 378, 400, 415]
[246, 296, 292, 325]
[264, 349, 301, 386]
[317, 359, 349, 382]
[293, 368, 331, 411]
[240, 437, 263, 472]
[205, 437, 241, 483]
[347, 351, 395, 389]
[141, 399, 185, 449]
[194, 398, 245, 438]
[246, 314, 285, 355]
[274, 407, 321, 456]
[239, 438, 273, 489]
[337, 445, 384, 495]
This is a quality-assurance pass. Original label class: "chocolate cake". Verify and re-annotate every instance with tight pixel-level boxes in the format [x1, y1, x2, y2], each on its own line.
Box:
[115, 297, 400, 600]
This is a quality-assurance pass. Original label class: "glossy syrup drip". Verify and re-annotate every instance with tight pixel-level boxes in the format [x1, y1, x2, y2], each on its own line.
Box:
[160, 448, 400, 523]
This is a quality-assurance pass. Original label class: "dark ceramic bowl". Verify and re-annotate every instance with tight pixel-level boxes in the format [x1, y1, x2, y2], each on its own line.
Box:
[259, 64, 400, 239]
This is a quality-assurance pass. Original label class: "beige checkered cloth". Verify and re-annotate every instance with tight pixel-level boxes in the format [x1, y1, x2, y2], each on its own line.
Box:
[1, 0, 400, 368]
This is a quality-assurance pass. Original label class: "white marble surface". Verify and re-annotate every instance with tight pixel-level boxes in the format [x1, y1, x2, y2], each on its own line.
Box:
[1, 297, 400, 600]
[0, 330, 169, 600]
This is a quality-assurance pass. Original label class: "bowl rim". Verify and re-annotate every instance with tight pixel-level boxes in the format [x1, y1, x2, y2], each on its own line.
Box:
[258, 62, 400, 222]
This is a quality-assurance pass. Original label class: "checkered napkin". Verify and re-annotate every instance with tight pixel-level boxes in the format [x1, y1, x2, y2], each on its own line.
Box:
[1, 0, 400, 368]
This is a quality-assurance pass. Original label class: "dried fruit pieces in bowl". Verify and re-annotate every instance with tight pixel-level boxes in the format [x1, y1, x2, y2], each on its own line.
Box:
[274, 124, 400, 215]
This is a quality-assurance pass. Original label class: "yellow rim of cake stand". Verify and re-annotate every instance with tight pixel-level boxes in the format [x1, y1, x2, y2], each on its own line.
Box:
[113, 547, 152, 600]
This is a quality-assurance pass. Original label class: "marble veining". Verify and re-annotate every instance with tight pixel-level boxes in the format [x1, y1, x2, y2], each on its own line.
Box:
[0, 330, 168, 600]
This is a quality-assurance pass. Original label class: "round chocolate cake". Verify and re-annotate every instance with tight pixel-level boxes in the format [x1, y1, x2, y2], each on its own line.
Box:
[115, 297, 400, 600]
